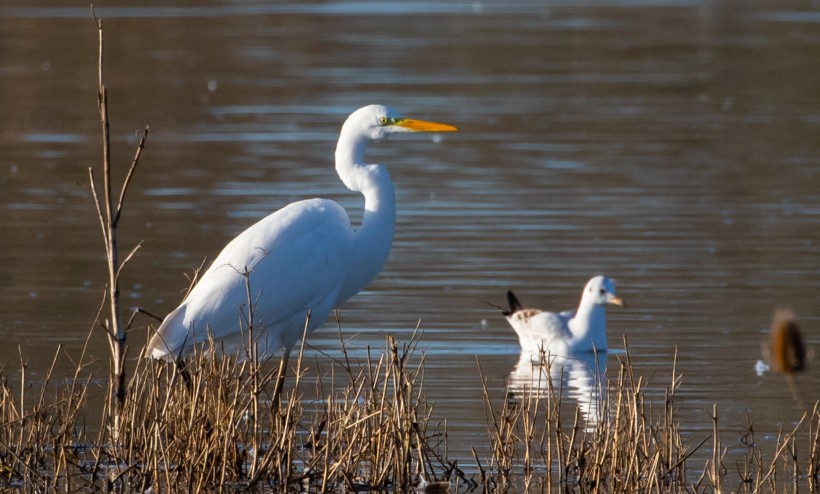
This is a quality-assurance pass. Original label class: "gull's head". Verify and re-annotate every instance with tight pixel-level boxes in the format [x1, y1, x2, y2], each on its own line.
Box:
[344, 104, 458, 141]
[584, 275, 624, 307]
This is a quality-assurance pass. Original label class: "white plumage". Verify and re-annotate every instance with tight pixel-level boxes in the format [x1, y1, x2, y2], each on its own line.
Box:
[147, 105, 457, 361]
[503, 275, 624, 355]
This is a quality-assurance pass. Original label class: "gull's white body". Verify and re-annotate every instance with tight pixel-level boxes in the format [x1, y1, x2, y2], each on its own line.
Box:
[503, 275, 623, 355]
[147, 105, 457, 360]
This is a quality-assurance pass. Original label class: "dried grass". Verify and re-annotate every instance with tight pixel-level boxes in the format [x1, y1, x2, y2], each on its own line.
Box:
[0, 332, 820, 493]
[476, 345, 820, 493]
[0, 331, 450, 492]
[1, 339, 818, 492]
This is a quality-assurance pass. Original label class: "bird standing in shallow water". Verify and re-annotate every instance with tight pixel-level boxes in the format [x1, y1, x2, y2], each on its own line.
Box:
[147, 106, 457, 382]
[503, 275, 624, 355]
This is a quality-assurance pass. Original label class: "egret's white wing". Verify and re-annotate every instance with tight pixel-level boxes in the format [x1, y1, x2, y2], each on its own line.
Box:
[149, 198, 353, 358]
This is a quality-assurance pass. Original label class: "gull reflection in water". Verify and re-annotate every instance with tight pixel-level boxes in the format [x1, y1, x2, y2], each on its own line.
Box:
[507, 351, 607, 429]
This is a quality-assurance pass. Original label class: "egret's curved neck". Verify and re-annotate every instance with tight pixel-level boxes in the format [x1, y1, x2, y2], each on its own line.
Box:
[335, 129, 396, 302]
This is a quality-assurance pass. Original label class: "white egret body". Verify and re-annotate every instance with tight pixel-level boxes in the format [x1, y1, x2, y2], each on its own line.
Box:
[147, 105, 457, 361]
[503, 276, 624, 355]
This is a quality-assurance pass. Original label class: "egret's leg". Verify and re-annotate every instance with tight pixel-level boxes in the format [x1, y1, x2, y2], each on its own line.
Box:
[271, 349, 289, 405]
[176, 356, 193, 390]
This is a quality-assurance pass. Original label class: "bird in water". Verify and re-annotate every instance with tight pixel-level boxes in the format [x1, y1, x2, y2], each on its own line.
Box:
[502, 275, 624, 355]
[759, 308, 806, 374]
[755, 309, 810, 409]
[147, 105, 457, 384]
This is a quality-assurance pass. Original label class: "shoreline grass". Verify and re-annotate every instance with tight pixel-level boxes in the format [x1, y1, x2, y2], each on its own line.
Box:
[0, 335, 818, 492]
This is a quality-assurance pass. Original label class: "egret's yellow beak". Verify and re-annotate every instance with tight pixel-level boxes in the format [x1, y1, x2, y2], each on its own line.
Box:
[395, 119, 459, 132]
[608, 296, 625, 307]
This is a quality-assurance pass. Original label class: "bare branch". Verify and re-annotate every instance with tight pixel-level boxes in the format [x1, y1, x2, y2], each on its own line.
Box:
[100, 87, 113, 226]
[115, 240, 144, 283]
[90, 6, 102, 87]
[91, 286, 117, 340]
[183, 257, 209, 299]
[106, 318, 117, 356]
[87, 9, 151, 430]
[87, 167, 109, 246]
[113, 126, 150, 227]
[89, 285, 109, 334]
[94, 12, 111, 231]
[125, 307, 164, 333]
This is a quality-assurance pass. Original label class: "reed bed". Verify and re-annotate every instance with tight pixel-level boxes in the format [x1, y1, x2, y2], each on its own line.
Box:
[476, 347, 820, 493]
[0, 332, 448, 492]
[0, 337, 818, 492]
[476, 348, 693, 491]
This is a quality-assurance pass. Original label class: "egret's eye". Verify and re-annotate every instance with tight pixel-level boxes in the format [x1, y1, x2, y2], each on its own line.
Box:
[379, 116, 389, 125]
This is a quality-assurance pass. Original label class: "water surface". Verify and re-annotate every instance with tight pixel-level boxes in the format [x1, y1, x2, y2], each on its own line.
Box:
[1, 0, 819, 483]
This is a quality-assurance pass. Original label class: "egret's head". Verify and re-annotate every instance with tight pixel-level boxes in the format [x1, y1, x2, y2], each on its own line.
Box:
[345, 104, 458, 141]
[584, 275, 624, 307]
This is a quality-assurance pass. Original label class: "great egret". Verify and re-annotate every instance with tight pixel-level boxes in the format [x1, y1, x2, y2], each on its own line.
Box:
[147, 105, 457, 371]
[502, 276, 624, 355]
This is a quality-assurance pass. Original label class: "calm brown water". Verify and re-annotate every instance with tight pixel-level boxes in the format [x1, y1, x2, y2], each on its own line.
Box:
[1, 0, 819, 483]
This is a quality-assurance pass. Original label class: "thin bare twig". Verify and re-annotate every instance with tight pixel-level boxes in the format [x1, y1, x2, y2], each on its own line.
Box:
[113, 126, 150, 227]
[115, 240, 144, 282]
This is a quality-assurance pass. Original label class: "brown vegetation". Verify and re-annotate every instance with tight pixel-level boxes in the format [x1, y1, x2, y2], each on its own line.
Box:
[0, 337, 818, 492]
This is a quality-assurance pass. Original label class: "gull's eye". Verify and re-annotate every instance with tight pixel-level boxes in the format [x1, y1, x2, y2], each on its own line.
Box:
[379, 116, 389, 125]
[599, 288, 606, 295]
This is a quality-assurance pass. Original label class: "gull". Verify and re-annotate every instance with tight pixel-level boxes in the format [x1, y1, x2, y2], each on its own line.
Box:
[503, 275, 624, 355]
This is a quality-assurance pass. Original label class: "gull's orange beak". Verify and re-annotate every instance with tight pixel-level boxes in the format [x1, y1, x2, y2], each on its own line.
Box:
[608, 296, 625, 307]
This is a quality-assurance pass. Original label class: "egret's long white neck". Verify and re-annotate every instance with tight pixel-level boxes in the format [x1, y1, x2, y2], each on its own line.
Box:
[335, 127, 396, 303]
